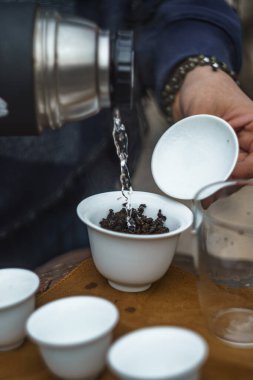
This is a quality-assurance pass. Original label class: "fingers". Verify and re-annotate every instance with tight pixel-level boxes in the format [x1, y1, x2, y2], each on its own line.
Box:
[232, 153, 253, 179]
[237, 129, 253, 152]
[231, 127, 253, 178]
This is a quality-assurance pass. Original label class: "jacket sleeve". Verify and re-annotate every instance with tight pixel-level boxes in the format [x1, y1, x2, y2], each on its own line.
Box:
[134, 0, 242, 99]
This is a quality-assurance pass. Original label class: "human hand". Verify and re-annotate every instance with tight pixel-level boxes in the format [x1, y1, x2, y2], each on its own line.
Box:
[172, 66, 253, 179]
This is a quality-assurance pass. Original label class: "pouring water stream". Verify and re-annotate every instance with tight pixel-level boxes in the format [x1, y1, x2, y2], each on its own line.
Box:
[112, 108, 136, 231]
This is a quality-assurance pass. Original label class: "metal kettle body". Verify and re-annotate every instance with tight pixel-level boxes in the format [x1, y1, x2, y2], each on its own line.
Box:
[0, 4, 134, 135]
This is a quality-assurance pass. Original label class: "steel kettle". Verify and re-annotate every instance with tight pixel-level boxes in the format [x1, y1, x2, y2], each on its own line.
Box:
[0, 4, 134, 135]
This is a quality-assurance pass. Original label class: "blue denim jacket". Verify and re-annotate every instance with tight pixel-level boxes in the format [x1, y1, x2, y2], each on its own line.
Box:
[0, 0, 242, 268]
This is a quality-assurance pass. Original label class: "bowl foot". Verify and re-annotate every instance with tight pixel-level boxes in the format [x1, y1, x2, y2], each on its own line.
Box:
[0, 338, 24, 351]
[108, 280, 151, 292]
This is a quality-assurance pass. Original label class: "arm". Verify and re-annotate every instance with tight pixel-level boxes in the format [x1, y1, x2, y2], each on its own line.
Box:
[135, 0, 241, 95]
[135, 0, 253, 179]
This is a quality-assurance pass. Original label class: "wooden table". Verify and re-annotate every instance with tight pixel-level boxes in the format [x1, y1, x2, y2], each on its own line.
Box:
[35, 248, 196, 293]
[0, 251, 252, 380]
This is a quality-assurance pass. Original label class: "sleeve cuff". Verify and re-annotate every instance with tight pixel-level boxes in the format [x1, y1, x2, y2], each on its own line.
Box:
[154, 19, 242, 99]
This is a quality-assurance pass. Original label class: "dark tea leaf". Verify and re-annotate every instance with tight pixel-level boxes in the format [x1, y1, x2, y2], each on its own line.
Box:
[100, 204, 169, 235]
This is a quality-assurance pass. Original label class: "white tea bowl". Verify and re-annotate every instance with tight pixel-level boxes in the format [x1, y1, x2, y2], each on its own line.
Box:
[107, 326, 208, 380]
[77, 191, 193, 292]
[152, 114, 239, 200]
[26, 296, 119, 380]
[0, 268, 39, 351]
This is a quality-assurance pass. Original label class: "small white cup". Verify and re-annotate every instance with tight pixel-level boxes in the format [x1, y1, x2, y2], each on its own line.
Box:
[77, 191, 193, 292]
[26, 296, 119, 380]
[0, 268, 40, 351]
[152, 114, 239, 200]
[107, 326, 208, 380]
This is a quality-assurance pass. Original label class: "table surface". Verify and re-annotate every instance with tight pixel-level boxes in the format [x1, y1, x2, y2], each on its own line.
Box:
[35, 248, 196, 293]
[1, 250, 253, 380]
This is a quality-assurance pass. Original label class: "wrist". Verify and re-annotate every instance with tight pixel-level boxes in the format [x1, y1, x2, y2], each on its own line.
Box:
[161, 55, 239, 124]
[173, 66, 234, 120]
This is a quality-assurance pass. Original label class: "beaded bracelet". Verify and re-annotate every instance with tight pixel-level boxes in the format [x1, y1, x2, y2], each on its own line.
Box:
[161, 55, 240, 124]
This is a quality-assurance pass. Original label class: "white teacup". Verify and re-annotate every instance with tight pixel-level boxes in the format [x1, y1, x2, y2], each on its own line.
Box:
[77, 191, 193, 292]
[0, 268, 39, 351]
[26, 296, 119, 380]
[107, 326, 208, 380]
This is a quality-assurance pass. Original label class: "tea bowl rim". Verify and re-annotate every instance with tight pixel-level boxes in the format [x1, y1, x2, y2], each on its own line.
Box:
[107, 325, 209, 380]
[26, 295, 119, 349]
[76, 190, 193, 240]
[0, 268, 40, 310]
